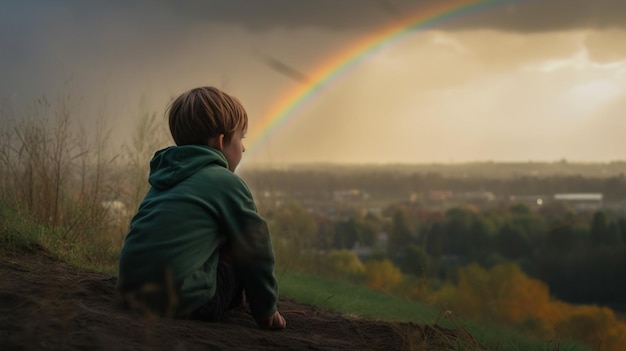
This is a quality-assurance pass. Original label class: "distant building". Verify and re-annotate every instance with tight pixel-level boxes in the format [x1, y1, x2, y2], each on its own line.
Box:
[458, 191, 495, 202]
[333, 189, 370, 202]
[509, 195, 549, 209]
[554, 193, 603, 211]
[428, 190, 453, 201]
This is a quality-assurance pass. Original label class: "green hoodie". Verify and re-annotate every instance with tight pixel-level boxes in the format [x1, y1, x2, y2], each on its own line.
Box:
[117, 145, 278, 321]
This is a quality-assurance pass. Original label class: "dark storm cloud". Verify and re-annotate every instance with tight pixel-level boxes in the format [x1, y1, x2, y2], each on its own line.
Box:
[1, 0, 624, 99]
[3, 0, 625, 36]
[140, 0, 626, 32]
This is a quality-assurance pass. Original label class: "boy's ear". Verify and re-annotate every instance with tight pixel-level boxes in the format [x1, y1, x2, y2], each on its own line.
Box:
[208, 134, 225, 150]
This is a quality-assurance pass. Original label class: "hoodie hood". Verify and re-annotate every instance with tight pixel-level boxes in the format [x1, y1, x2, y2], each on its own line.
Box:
[148, 145, 228, 190]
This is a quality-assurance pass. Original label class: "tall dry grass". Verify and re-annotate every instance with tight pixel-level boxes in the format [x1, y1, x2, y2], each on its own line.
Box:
[0, 94, 170, 270]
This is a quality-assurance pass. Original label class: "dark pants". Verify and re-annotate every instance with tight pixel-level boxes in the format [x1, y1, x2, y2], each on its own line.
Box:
[193, 253, 244, 322]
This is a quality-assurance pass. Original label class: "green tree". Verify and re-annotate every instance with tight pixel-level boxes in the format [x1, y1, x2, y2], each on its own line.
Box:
[443, 206, 476, 257]
[316, 218, 335, 250]
[542, 222, 578, 254]
[467, 217, 496, 262]
[403, 244, 431, 277]
[357, 215, 380, 247]
[496, 223, 530, 260]
[387, 210, 413, 258]
[333, 218, 359, 249]
[590, 211, 619, 246]
[618, 217, 626, 244]
[424, 222, 446, 260]
[510, 203, 532, 216]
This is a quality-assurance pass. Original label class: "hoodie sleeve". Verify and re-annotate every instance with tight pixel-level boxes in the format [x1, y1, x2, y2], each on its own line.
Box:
[216, 173, 278, 321]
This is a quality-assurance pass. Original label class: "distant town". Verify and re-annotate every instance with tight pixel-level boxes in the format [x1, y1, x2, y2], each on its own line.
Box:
[241, 161, 626, 215]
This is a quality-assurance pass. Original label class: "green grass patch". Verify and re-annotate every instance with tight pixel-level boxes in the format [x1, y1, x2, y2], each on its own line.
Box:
[278, 269, 440, 323]
[0, 201, 120, 274]
[0, 202, 45, 254]
[278, 269, 588, 351]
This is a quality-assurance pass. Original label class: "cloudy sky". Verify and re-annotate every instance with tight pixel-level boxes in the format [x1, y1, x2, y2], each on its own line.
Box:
[1, 0, 626, 165]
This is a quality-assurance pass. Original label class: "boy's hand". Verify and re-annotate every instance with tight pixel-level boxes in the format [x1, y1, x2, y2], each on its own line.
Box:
[259, 311, 286, 330]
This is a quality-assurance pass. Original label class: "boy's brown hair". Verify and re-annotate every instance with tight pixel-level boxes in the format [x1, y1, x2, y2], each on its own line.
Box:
[167, 86, 248, 146]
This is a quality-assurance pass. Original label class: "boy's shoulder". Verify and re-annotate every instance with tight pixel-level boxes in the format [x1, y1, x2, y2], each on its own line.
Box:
[199, 165, 252, 193]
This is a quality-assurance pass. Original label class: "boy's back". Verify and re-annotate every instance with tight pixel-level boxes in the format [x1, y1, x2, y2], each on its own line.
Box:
[117, 87, 284, 329]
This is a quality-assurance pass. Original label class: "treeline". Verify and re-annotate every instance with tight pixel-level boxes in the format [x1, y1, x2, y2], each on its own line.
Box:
[244, 161, 626, 179]
[263, 201, 626, 349]
[392, 203, 626, 307]
[243, 168, 626, 201]
[263, 200, 626, 309]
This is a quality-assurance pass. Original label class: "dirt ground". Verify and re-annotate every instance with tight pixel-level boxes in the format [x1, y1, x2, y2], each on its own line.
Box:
[0, 248, 474, 351]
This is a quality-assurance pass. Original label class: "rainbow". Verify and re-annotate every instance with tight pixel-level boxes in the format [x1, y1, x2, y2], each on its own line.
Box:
[247, 0, 516, 152]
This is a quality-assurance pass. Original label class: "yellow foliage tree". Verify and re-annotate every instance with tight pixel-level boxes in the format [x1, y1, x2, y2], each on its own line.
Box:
[489, 264, 552, 324]
[444, 264, 553, 329]
[557, 305, 626, 351]
[324, 249, 366, 281]
[436, 262, 626, 351]
[451, 263, 492, 320]
[364, 259, 403, 292]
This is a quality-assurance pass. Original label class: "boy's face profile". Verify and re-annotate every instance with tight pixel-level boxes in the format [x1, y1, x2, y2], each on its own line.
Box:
[221, 129, 246, 172]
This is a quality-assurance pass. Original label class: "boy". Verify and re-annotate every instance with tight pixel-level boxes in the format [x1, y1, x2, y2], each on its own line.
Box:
[117, 86, 286, 330]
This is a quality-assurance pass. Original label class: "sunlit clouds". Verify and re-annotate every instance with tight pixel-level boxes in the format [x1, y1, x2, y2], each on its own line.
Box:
[250, 28, 626, 164]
